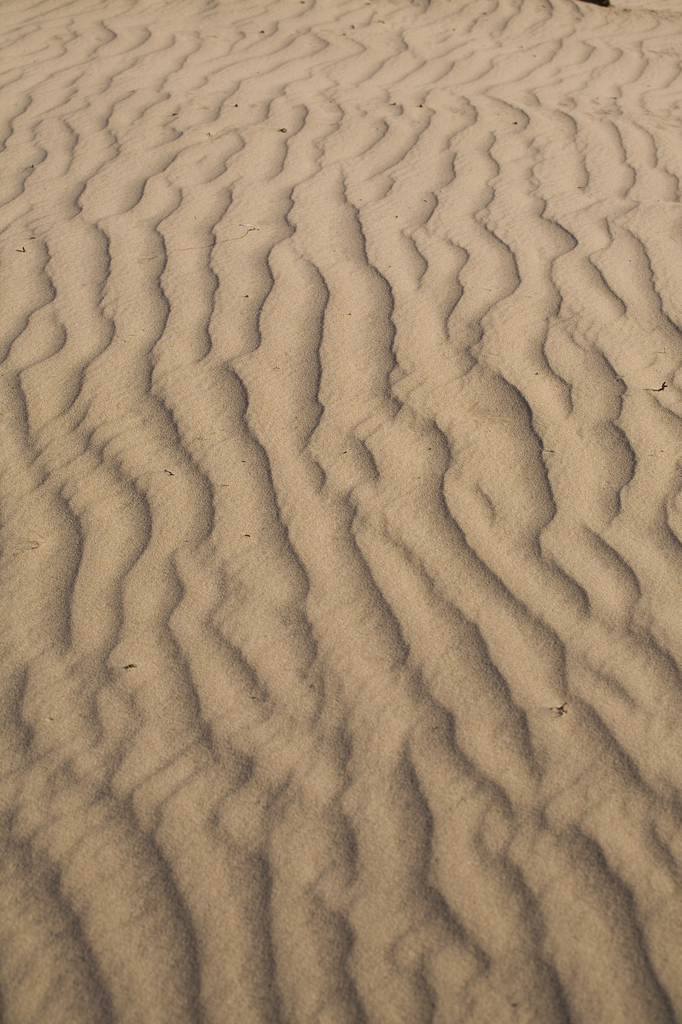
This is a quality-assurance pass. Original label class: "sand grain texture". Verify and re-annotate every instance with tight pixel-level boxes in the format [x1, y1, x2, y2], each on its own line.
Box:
[2, 0, 682, 1020]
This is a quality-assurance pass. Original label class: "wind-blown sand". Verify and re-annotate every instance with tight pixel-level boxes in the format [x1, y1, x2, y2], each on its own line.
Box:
[2, 0, 682, 1020]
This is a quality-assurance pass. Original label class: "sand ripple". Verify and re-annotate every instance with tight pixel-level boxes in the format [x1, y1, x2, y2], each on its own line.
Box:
[2, 0, 682, 1021]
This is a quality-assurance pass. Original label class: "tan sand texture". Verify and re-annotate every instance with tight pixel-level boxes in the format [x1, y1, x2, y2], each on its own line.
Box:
[2, 0, 682, 1020]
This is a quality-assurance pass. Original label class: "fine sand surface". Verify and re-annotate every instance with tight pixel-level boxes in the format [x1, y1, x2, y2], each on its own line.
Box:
[2, 0, 682, 1020]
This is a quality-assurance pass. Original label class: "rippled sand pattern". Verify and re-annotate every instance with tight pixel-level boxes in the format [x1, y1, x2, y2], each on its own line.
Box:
[2, 0, 682, 1020]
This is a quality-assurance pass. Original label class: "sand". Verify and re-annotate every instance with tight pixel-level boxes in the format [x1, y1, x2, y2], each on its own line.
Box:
[1, 0, 682, 1020]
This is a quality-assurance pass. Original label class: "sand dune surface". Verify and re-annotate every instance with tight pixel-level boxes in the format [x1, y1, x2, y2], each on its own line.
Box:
[2, 0, 682, 1020]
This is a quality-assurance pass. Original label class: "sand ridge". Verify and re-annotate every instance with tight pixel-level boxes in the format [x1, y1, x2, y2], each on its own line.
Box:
[1, 0, 682, 1021]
